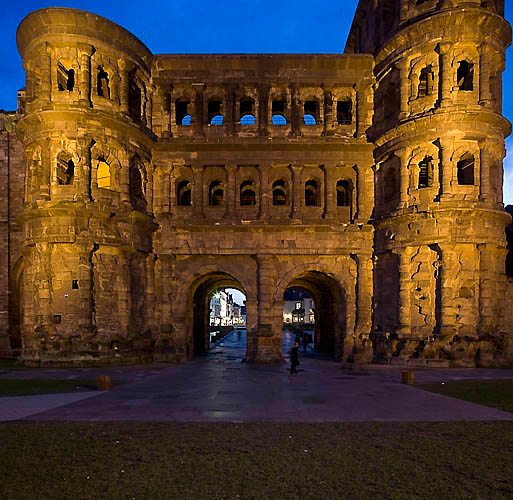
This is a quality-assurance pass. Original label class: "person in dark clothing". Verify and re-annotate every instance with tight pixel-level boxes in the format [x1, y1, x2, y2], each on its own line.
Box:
[290, 341, 300, 374]
[302, 333, 309, 353]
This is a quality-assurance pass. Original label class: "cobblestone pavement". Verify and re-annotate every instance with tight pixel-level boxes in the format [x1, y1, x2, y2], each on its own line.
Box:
[1, 330, 513, 422]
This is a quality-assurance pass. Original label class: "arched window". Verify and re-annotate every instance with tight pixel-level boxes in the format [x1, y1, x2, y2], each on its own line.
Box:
[272, 179, 287, 205]
[57, 63, 74, 91]
[272, 100, 287, 125]
[128, 72, 142, 122]
[129, 159, 146, 212]
[177, 180, 192, 206]
[418, 66, 434, 97]
[304, 101, 318, 125]
[336, 180, 351, 207]
[305, 180, 319, 207]
[208, 100, 223, 126]
[240, 180, 256, 206]
[457, 61, 474, 91]
[176, 99, 191, 126]
[418, 156, 434, 188]
[337, 100, 352, 125]
[56, 154, 74, 185]
[240, 98, 255, 125]
[97, 66, 110, 98]
[209, 180, 224, 206]
[457, 153, 475, 185]
[97, 157, 111, 189]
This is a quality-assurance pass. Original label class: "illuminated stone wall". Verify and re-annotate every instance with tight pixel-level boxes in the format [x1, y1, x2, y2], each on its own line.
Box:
[1, 0, 511, 366]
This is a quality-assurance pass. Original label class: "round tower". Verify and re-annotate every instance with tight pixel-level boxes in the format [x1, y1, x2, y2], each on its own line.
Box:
[16, 8, 157, 365]
[349, 0, 512, 366]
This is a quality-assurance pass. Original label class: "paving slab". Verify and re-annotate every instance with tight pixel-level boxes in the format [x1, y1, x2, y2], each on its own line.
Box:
[1, 330, 513, 423]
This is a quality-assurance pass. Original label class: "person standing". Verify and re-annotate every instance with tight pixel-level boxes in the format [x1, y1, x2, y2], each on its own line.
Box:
[302, 333, 309, 353]
[290, 341, 300, 374]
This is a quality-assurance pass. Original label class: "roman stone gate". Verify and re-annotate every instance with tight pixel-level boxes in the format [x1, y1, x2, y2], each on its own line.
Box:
[3, 1, 513, 367]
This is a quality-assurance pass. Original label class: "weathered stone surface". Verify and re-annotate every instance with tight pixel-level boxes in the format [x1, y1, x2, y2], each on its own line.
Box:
[0, 1, 512, 367]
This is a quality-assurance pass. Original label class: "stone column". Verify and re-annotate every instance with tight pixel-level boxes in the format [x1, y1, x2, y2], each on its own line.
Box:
[356, 83, 372, 139]
[118, 60, 129, 114]
[160, 88, 172, 138]
[225, 165, 237, 218]
[78, 46, 92, 106]
[395, 247, 412, 339]
[478, 244, 495, 335]
[253, 254, 282, 362]
[290, 164, 303, 219]
[323, 163, 336, 220]
[437, 244, 457, 338]
[398, 58, 410, 121]
[77, 140, 91, 201]
[168, 165, 176, 216]
[395, 148, 410, 208]
[479, 143, 491, 202]
[40, 46, 52, 104]
[479, 44, 492, 107]
[438, 42, 453, 107]
[353, 253, 374, 363]
[258, 163, 270, 220]
[194, 84, 205, 137]
[192, 165, 204, 219]
[439, 137, 453, 200]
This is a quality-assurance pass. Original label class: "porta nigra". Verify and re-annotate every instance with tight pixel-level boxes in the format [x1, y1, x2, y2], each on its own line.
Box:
[1, 0, 513, 367]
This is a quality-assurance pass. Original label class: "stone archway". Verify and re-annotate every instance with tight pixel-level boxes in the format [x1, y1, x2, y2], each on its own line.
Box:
[278, 270, 347, 360]
[190, 272, 246, 357]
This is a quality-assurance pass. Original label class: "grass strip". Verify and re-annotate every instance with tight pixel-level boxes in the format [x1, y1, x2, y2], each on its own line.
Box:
[419, 379, 513, 413]
[0, 379, 97, 396]
[0, 421, 512, 500]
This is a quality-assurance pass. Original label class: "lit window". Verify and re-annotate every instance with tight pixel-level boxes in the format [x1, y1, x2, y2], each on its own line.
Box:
[97, 159, 111, 189]
[304, 114, 316, 126]
[241, 114, 255, 126]
[272, 114, 287, 126]
[210, 114, 224, 126]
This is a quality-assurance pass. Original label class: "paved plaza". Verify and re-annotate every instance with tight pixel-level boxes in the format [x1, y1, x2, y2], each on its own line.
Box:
[1, 330, 513, 422]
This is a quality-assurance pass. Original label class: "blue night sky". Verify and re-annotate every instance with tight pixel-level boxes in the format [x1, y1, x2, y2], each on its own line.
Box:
[1, 0, 513, 204]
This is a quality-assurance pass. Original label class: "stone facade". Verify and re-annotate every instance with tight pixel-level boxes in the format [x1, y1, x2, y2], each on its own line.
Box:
[1, 0, 512, 366]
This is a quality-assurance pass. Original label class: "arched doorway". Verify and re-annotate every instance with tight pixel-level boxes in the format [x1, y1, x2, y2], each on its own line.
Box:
[281, 271, 346, 360]
[191, 272, 247, 357]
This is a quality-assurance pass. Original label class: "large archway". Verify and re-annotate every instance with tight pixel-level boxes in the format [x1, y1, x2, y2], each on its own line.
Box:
[190, 272, 247, 357]
[280, 270, 346, 360]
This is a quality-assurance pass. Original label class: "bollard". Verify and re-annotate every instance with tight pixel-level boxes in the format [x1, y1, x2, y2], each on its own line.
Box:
[96, 375, 112, 391]
[401, 370, 414, 385]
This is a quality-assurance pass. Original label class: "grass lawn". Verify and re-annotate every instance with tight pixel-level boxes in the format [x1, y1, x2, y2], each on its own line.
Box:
[0, 379, 97, 396]
[0, 359, 31, 370]
[420, 379, 513, 413]
[0, 421, 512, 499]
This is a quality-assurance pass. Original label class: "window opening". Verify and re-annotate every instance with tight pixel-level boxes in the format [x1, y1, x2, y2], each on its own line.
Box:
[97, 66, 110, 98]
[129, 160, 146, 212]
[209, 180, 224, 206]
[272, 100, 287, 125]
[97, 158, 111, 189]
[177, 180, 192, 206]
[57, 156, 74, 185]
[305, 180, 319, 207]
[336, 180, 351, 207]
[176, 100, 191, 126]
[304, 101, 318, 125]
[72, 280, 79, 290]
[337, 100, 352, 125]
[418, 66, 434, 98]
[240, 98, 254, 116]
[240, 180, 256, 206]
[272, 179, 287, 205]
[128, 73, 142, 121]
[457, 61, 474, 91]
[208, 100, 223, 125]
[57, 64, 74, 91]
[418, 156, 433, 188]
[457, 153, 475, 185]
